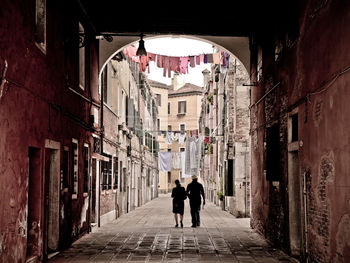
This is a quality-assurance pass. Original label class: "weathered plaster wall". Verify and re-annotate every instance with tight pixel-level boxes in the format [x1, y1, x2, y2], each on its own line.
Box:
[0, 1, 98, 261]
[251, 0, 350, 261]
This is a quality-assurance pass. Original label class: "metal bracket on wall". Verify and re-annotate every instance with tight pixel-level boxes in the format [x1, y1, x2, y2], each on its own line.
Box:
[0, 59, 8, 101]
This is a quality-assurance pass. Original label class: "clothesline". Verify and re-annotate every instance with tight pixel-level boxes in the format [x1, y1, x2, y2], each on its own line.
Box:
[123, 46, 230, 77]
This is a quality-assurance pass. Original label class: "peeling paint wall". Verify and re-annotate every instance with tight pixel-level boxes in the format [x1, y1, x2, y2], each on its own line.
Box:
[0, 0, 99, 261]
[250, 0, 350, 261]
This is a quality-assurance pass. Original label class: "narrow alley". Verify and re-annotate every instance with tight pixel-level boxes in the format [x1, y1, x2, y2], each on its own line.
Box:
[48, 195, 297, 263]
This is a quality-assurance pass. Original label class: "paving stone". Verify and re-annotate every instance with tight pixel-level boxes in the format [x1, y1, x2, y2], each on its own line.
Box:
[48, 194, 298, 263]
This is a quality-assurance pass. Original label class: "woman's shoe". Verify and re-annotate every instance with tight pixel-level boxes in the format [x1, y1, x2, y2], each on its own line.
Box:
[175, 224, 178, 228]
[180, 221, 183, 228]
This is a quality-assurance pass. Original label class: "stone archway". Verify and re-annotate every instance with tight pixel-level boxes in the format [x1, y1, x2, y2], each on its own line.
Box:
[98, 35, 250, 74]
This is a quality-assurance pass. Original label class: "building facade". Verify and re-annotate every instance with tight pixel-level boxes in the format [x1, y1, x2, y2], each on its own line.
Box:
[151, 74, 203, 192]
[200, 56, 251, 217]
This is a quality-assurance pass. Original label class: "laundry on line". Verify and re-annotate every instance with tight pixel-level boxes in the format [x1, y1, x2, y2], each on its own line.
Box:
[123, 46, 230, 76]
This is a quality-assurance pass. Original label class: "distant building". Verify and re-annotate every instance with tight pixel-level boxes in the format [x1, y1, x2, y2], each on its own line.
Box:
[151, 74, 203, 192]
[200, 54, 251, 217]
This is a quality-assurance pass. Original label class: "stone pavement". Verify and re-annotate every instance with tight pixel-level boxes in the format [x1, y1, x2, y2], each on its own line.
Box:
[49, 194, 298, 262]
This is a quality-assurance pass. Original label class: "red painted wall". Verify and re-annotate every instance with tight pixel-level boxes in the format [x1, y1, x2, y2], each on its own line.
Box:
[251, 0, 350, 261]
[0, 0, 99, 261]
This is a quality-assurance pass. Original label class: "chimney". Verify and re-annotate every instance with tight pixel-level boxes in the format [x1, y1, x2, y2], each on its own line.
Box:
[172, 73, 185, 90]
[202, 69, 210, 86]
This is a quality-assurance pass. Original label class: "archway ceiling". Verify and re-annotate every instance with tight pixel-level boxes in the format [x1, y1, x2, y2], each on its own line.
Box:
[79, 0, 298, 73]
[79, 0, 297, 37]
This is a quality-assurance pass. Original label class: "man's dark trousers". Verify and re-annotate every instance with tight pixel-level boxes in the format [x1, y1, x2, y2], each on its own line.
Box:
[190, 204, 201, 226]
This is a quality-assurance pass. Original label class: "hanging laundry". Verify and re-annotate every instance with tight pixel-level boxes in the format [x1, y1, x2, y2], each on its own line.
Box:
[221, 51, 226, 67]
[189, 56, 195, 68]
[170, 56, 180, 73]
[190, 139, 197, 169]
[163, 56, 170, 77]
[181, 152, 191, 178]
[139, 55, 150, 73]
[204, 136, 210, 144]
[178, 133, 186, 144]
[200, 54, 204, 63]
[207, 54, 213, 63]
[148, 52, 156, 62]
[204, 54, 208, 64]
[157, 55, 163, 68]
[213, 53, 220, 64]
[179, 57, 189, 74]
[172, 152, 182, 170]
[224, 51, 230, 68]
[124, 46, 140, 63]
[171, 132, 179, 141]
[158, 152, 172, 172]
[165, 132, 173, 145]
[196, 55, 200, 65]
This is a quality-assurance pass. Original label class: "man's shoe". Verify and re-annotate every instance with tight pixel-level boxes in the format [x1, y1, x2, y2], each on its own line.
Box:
[180, 221, 183, 228]
[175, 224, 178, 228]
[191, 225, 196, 228]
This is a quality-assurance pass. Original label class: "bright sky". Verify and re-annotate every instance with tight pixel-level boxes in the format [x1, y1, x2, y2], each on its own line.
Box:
[141, 37, 214, 87]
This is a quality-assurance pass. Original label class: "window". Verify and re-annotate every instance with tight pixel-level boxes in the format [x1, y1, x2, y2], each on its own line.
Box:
[180, 124, 185, 134]
[113, 157, 118, 189]
[35, 0, 46, 52]
[83, 144, 89, 193]
[168, 102, 171, 114]
[168, 125, 172, 132]
[180, 147, 185, 152]
[72, 139, 79, 197]
[101, 157, 112, 190]
[178, 101, 186, 114]
[157, 118, 160, 131]
[167, 172, 171, 184]
[156, 94, 161, 106]
[79, 22, 85, 90]
[291, 114, 298, 142]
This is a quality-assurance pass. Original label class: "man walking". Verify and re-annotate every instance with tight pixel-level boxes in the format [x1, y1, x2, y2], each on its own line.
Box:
[186, 175, 205, 227]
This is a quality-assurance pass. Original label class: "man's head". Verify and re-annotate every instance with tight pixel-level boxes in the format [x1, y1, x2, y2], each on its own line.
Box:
[192, 175, 198, 181]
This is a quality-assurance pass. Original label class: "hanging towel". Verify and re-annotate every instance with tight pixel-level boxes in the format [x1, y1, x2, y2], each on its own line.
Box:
[179, 57, 189, 74]
[200, 54, 204, 63]
[196, 55, 201, 65]
[207, 54, 213, 63]
[181, 152, 191, 178]
[213, 53, 220, 64]
[189, 56, 195, 68]
[158, 152, 172, 172]
[172, 152, 182, 170]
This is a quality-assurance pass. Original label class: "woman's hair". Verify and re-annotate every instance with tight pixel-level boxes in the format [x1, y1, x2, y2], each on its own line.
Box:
[175, 179, 180, 186]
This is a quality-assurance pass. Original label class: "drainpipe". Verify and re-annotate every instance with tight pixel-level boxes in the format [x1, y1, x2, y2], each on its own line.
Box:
[303, 171, 308, 262]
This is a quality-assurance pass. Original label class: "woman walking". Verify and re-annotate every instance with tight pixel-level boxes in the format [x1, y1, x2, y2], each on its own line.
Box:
[171, 179, 187, 228]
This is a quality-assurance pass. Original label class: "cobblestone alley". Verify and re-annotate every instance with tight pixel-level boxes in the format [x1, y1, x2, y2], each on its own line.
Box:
[48, 195, 298, 263]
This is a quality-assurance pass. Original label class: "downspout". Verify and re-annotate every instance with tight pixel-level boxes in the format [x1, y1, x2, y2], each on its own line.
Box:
[98, 68, 104, 228]
[303, 171, 309, 262]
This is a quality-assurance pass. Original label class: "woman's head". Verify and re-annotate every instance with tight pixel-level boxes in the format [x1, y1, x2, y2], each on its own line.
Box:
[175, 179, 180, 186]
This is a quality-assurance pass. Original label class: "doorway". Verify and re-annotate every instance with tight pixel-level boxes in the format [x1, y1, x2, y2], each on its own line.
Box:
[288, 111, 302, 256]
[44, 140, 60, 259]
[26, 147, 41, 261]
